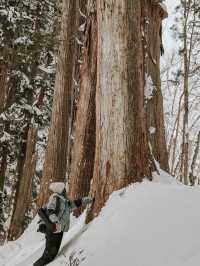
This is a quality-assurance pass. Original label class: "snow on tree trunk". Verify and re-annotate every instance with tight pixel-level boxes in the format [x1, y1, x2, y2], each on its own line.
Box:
[0, 120, 10, 244]
[0, 65, 7, 114]
[37, 1, 79, 207]
[66, 0, 87, 175]
[145, 1, 169, 172]
[88, 0, 151, 219]
[68, 1, 97, 214]
[8, 127, 37, 240]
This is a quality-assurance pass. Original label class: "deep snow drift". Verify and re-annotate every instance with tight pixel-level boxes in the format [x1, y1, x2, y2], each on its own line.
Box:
[1, 171, 200, 266]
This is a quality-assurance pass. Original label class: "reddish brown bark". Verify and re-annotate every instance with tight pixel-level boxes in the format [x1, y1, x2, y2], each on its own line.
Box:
[68, 2, 97, 213]
[8, 127, 37, 240]
[145, 1, 169, 171]
[37, 1, 79, 207]
[88, 0, 151, 220]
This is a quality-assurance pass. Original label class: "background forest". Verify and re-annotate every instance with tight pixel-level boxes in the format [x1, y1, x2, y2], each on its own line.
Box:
[0, 0, 199, 250]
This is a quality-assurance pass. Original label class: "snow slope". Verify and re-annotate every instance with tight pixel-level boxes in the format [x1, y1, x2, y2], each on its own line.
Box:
[1, 171, 200, 266]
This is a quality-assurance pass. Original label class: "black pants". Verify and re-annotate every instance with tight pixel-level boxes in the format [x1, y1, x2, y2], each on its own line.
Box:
[33, 231, 63, 266]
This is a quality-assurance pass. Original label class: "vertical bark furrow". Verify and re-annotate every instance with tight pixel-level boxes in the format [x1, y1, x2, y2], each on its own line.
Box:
[69, 2, 97, 212]
[145, 1, 169, 171]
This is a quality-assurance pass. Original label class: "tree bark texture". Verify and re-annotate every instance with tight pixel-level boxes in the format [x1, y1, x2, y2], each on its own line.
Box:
[0, 121, 9, 186]
[88, 0, 151, 219]
[68, 1, 97, 211]
[8, 127, 37, 240]
[189, 131, 200, 185]
[145, 1, 169, 172]
[0, 65, 7, 114]
[170, 95, 183, 175]
[0, 124, 9, 244]
[38, 0, 79, 207]
[180, 1, 189, 185]
[67, 0, 87, 175]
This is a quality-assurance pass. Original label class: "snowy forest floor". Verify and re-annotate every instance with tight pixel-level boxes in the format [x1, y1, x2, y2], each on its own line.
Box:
[1, 170, 200, 266]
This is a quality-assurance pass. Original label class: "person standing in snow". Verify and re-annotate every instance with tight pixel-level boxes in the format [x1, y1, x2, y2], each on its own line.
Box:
[33, 182, 93, 266]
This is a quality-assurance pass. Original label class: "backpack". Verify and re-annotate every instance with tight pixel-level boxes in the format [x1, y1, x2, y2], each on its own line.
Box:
[53, 194, 72, 232]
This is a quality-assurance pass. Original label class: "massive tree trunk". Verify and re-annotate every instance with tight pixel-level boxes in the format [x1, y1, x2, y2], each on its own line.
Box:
[68, 1, 97, 210]
[38, 1, 79, 207]
[145, 1, 169, 172]
[88, 0, 151, 219]
[8, 127, 37, 240]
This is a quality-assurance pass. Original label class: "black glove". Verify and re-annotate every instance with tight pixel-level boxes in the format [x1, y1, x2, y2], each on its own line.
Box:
[37, 223, 46, 234]
[160, 44, 164, 56]
[92, 197, 95, 205]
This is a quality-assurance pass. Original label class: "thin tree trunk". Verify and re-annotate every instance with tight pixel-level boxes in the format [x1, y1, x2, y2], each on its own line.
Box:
[189, 131, 200, 185]
[167, 93, 183, 156]
[37, 0, 79, 207]
[0, 120, 10, 244]
[180, 1, 190, 185]
[0, 65, 7, 114]
[88, 0, 151, 220]
[170, 94, 184, 174]
[0, 121, 9, 184]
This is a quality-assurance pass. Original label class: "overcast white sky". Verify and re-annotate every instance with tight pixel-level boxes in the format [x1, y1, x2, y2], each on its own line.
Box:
[163, 0, 180, 54]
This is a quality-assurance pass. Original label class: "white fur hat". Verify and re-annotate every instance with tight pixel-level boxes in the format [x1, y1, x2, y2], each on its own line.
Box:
[49, 182, 65, 194]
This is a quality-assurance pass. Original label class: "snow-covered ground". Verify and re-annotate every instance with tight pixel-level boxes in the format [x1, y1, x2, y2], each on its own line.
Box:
[1, 170, 200, 266]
